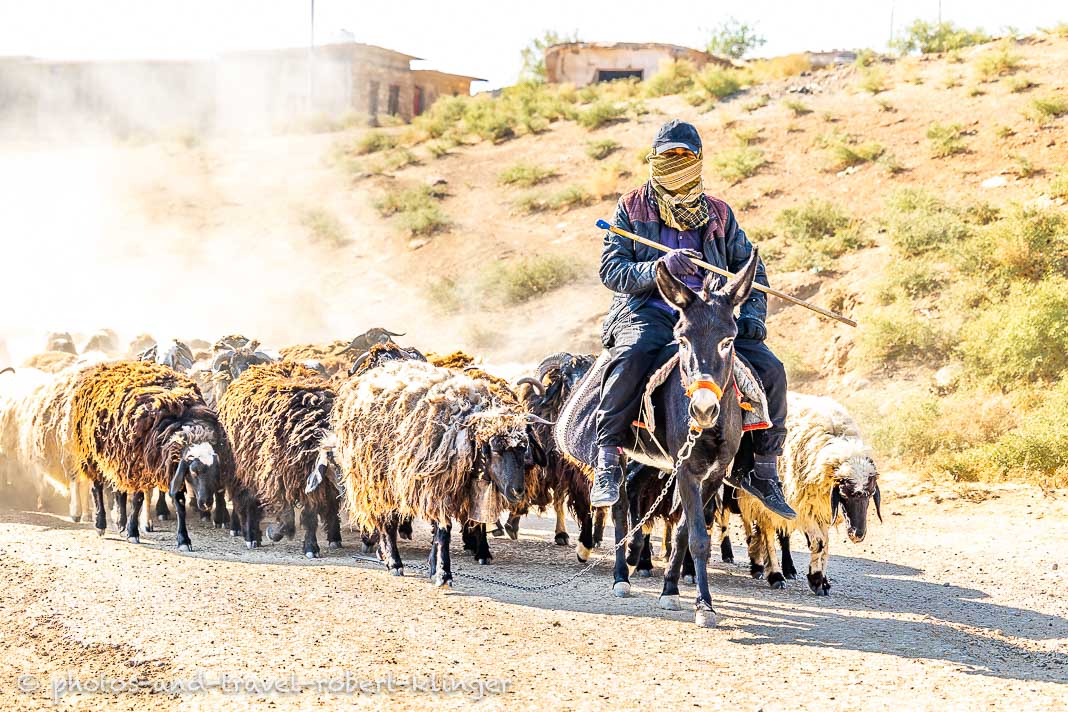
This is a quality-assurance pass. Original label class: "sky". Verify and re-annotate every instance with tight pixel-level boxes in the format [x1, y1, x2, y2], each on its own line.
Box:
[0, 0, 1063, 89]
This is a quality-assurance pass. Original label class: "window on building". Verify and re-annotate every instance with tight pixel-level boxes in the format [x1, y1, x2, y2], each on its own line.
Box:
[387, 85, 400, 116]
[413, 86, 425, 116]
[368, 80, 379, 116]
[595, 69, 644, 83]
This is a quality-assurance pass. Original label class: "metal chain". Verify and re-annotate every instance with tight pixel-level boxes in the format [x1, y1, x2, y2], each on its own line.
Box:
[350, 427, 702, 593]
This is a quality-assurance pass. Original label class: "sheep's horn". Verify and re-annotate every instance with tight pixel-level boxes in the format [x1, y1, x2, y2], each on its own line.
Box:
[537, 352, 573, 381]
[515, 377, 545, 397]
[873, 483, 883, 523]
[524, 414, 555, 426]
[383, 330, 405, 337]
[0, 367, 14, 376]
[211, 350, 234, 371]
[348, 350, 372, 376]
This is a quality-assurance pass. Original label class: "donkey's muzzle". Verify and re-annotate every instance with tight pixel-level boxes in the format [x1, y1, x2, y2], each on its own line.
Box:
[688, 389, 720, 429]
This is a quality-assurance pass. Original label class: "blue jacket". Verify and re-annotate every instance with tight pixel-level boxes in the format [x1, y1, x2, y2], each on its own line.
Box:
[599, 182, 769, 345]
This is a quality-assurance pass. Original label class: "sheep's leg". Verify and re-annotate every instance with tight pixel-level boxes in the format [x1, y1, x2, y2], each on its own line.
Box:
[323, 497, 342, 549]
[780, 530, 797, 579]
[140, 489, 155, 533]
[68, 477, 82, 522]
[681, 549, 696, 585]
[743, 511, 765, 579]
[658, 511, 689, 611]
[428, 523, 440, 579]
[504, 513, 521, 540]
[174, 490, 192, 552]
[611, 476, 631, 597]
[379, 519, 403, 575]
[126, 491, 144, 544]
[91, 481, 107, 536]
[229, 499, 242, 538]
[242, 498, 263, 549]
[761, 523, 785, 589]
[552, 493, 569, 546]
[397, 516, 413, 541]
[431, 522, 453, 588]
[300, 506, 321, 559]
[212, 491, 229, 530]
[114, 491, 128, 532]
[360, 530, 378, 554]
[461, 522, 477, 553]
[662, 519, 674, 561]
[805, 524, 831, 596]
[576, 513, 594, 562]
[716, 500, 734, 564]
[592, 507, 606, 548]
[474, 522, 493, 565]
[267, 503, 295, 542]
[155, 487, 170, 520]
[634, 532, 654, 577]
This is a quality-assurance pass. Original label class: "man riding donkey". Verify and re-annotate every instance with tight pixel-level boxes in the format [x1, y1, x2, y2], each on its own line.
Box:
[592, 118, 796, 521]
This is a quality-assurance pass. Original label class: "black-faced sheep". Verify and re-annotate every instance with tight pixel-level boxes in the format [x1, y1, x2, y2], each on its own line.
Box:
[216, 361, 342, 557]
[332, 359, 529, 586]
[67, 361, 234, 551]
[738, 392, 881, 594]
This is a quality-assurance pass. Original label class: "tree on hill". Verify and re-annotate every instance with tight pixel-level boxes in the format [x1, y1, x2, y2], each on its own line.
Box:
[890, 19, 990, 54]
[520, 30, 580, 82]
[706, 18, 766, 59]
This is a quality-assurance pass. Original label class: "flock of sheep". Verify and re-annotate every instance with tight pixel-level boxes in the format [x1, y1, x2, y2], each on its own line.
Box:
[0, 326, 880, 608]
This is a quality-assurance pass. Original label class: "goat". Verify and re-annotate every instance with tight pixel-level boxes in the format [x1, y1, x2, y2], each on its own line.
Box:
[332, 359, 528, 586]
[738, 392, 881, 594]
[67, 361, 235, 551]
[216, 361, 342, 557]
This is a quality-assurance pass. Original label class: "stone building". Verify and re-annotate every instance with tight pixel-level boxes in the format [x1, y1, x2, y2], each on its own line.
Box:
[543, 42, 732, 87]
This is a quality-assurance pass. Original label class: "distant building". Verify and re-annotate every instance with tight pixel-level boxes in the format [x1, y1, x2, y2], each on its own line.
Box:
[544, 42, 732, 87]
[0, 41, 484, 139]
[805, 50, 858, 68]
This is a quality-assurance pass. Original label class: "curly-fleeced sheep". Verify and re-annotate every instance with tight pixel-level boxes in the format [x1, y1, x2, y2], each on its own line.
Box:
[332, 359, 528, 585]
[21, 351, 77, 373]
[67, 360, 234, 551]
[738, 392, 881, 595]
[0, 366, 62, 511]
[216, 361, 342, 557]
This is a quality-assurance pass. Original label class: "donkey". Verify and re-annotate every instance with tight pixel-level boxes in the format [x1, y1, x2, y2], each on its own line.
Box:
[555, 251, 759, 627]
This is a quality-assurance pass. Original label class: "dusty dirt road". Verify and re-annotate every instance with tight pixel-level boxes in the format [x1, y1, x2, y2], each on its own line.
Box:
[1, 471, 1065, 711]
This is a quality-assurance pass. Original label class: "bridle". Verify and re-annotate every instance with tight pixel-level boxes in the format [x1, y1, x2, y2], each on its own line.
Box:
[681, 347, 736, 430]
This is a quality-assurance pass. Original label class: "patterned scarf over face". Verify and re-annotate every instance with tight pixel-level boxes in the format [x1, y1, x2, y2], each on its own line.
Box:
[647, 150, 710, 230]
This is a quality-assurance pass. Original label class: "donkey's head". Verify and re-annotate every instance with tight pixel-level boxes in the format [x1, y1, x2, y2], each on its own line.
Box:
[655, 250, 760, 430]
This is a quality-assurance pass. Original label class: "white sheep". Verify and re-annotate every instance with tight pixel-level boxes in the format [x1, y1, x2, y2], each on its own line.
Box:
[738, 392, 881, 595]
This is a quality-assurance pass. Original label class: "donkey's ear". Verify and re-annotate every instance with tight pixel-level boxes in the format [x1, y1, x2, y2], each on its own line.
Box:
[722, 248, 759, 308]
[655, 259, 694, 311]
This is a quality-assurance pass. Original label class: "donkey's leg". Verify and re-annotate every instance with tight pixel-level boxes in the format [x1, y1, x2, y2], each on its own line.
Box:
[611, 476, 631, 597]
[659, 514, 690, 611]
[677, 475, 716, 626]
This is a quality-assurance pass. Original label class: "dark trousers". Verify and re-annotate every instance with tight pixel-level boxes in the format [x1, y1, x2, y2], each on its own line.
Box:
[596, 305, 788, 456]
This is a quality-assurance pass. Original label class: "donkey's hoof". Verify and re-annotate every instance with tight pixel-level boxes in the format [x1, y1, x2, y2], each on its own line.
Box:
[304, 551, 319, 560]
[695, 608, 718, 628]
[389, 567, 404, 577]
[432, 574, 453, 588]
[658, 595, 680, 611]
[682, 575, 695, 585]
[612, 581, 631, 598]
[177, 543, 192, 552]
[328, 540, 343, 549]
[637, 568, 652, 578]
[127, 536, 140, 545]
[476, 558, 491, 566]
[554, 532, 569, 546]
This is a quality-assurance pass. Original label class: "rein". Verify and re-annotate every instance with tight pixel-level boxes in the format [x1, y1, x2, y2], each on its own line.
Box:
[681, 349, 736, 423]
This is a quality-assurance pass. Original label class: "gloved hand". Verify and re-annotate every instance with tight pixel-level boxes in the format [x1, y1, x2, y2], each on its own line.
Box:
[736, 316, 767, 341]
[661, 248, 702, 280]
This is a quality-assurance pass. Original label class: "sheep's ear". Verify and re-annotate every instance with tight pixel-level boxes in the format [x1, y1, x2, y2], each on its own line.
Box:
[305, 463, 326, 494]
[168, 458, 189, 498]
[873, 483, 883, 523]
[830, 484, 842, 524]
[721, 249, 759, 308]
[655, 260, 694, 311]
[526, 426, 547, 468]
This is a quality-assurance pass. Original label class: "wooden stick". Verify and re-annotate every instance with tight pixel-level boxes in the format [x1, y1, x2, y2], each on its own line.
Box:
[596, 220, 857, 328]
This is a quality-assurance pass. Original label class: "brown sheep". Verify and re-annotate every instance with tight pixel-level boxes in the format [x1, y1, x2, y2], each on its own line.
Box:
[68, 361, 234, 551]
[216, 361, 342, 556]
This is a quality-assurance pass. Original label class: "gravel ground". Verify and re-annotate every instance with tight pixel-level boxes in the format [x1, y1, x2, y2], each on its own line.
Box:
[0, 471, 1065, 711]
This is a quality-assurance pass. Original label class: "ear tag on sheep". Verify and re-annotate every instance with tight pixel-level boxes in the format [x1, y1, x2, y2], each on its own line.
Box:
[873, 484, 883, 522]
[305, 464, 325, 494]
[830, 485, 842, 524]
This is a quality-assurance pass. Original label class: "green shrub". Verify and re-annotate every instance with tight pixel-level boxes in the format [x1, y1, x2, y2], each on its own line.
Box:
[959, 277, 1068, 386]
[875, 98, 895, 112]
[826, 140, 885, 171]
[586, 139, 621, 160]
[374, 185, 450, 236]
[994, 124, 1015, 139]
[774, 199, 869, 267]
[926, 122, 968, 157]
[866, 394, 944, 460]
[883, 187, 971, 254]
[481, 254, 581, 304]
[856, 301, 947, 364]
[975, 45, 1022, 80]
[644, 59, 696, 97]
[876, 261, 946, 304]
[782, 99, 811, 116]
[299, 208, 347, 248]
[1028, 94, 1068, 122]
[858, 67, 887, 94]
[372, 147, 419, 173]
[709, 147, 766, 183]
[694, 66, 744, 100]
[354, 130, 396, 154]
[547, 185, 592, 210]
[732, 125, 763, 145]
[1006, 76, 1038, 93]
[1049, 168, 1068, 200]
[425, 277, 463, 313]
[577, 101, 626, 129]
[741, 93, 770, 113]
[957, 207, 1068, 285]
[498, 162, 557, 187]
[890, 19, 990, 54]
[854, 49, 878, 67]
[878, 153, 904, 175]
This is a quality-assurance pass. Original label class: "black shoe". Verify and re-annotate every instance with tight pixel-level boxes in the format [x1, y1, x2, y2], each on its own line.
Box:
[591, 446, 622, 508]
[741, 456, 796, 520]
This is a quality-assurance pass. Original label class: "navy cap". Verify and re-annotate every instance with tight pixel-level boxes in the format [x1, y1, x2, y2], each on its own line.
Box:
[652, 119, 702, 155]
